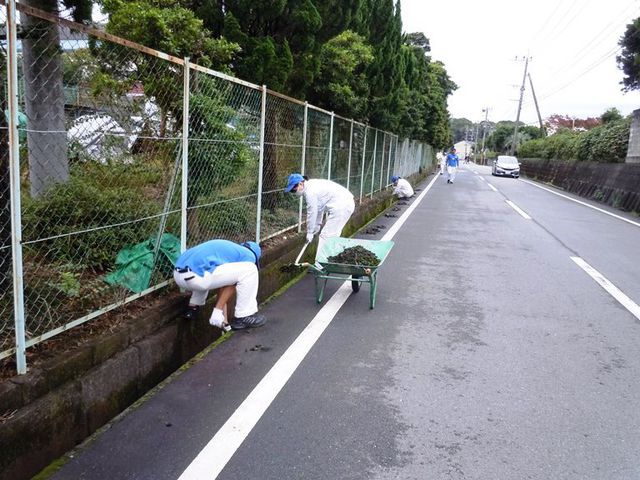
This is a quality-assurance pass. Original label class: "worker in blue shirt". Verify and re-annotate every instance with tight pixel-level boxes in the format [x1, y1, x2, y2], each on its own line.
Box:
[174, 239, 266, 331]
[446, 147, 459, 184]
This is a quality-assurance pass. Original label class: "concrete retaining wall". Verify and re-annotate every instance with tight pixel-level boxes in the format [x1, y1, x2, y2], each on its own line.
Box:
[0, 171, 428, 480]
[520, 159, 640, 214]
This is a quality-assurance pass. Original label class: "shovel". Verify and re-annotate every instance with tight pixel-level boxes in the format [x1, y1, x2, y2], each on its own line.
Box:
[279, 241, 311, 273]
[294, 241, 310, 266]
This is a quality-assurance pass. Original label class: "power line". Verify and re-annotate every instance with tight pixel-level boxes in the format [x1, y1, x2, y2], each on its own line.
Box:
[544, 1, 638, 78]
[529, 2, 565, 45]
[537, 0, 583, 47]
[538, 45, 622, 101]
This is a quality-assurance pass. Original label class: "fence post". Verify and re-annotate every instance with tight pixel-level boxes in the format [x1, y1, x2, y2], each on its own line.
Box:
[256, 85, 267, 242]
[298, 102, 308, 232]
[327, 112, 334, 180]
[385, 133, 393, 187]
[394, 135, 399, 176]
[370, 129, 378, 196]
[378, 132, 387, 191]
[7, 0, 26, 374]
[346, 120, 353, 191]
[359, 126, 367, 203]
[180, 58, 190, 252]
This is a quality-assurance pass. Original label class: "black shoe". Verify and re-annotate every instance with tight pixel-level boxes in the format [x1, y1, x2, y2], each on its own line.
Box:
[184, 305, 199, 320]
[230, 314, 267, 330]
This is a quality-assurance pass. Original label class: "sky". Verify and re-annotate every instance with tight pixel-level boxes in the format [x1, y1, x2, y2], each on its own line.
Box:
[401, 0, 640, 125]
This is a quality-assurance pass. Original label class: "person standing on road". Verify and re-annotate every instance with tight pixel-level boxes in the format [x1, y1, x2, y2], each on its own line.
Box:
[174, 239, 266, 331]
[284, 173, 355, 259]
[446, 148, 459, 184]
[391, 175, 414, 199]
[436, 151, 445, 175]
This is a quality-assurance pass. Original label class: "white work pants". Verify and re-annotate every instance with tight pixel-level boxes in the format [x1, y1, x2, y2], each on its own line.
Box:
[447, 166, 457, 182]
[440, 161, 445, 174]
[317, 198, 355, 259]
[173, 262, 258, 318]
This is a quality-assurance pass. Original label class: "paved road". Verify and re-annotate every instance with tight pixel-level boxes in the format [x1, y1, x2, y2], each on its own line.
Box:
[49, 165, 640, 479]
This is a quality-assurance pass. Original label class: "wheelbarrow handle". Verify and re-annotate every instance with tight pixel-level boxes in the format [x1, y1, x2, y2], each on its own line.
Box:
[294, 242, 310, 266]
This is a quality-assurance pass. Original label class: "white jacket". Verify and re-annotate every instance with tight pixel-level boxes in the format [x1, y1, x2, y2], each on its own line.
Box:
[393, 178, 414, 198]
[303, 179, 354, 233]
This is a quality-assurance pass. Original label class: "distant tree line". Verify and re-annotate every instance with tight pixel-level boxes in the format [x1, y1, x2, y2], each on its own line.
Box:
[449, 108, 629, 163]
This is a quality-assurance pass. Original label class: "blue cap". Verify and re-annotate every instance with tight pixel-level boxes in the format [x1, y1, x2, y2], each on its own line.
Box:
[391, 176, 399, 183]
[241, 241, 262, 269]
[242, 241, 261, 260]
[284, 173, 304, 193]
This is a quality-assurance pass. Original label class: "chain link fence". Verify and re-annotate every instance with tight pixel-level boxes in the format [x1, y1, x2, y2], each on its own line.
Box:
[0, 1, 434, 374]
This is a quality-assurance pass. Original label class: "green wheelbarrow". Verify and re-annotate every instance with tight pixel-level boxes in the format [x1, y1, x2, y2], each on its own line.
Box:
[307, 237, 395, 309]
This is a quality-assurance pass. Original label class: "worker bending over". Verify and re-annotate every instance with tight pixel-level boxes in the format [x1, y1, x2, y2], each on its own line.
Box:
[174, 239, 266, 331]
[284, 173, 355, 258]
[391, 175, 414, 199]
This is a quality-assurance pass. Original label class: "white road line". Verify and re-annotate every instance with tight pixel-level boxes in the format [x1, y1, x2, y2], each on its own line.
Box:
[520, 179, 640, 228]
[571, 257, 640, 321]
[478, 176, 486, 182]
[178, 174, 440, 480]
[506, 200, 531, 219]
[487, 183, 497, 192]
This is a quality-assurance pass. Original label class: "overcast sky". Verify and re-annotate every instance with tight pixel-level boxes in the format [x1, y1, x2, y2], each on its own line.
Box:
[401, 0, 640, 125]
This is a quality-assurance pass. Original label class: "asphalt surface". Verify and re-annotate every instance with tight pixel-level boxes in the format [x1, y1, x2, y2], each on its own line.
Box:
[49, 165, 640, 480]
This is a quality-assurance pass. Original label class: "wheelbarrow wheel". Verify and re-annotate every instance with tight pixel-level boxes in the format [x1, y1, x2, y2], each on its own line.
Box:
[351, 275, 361, 293]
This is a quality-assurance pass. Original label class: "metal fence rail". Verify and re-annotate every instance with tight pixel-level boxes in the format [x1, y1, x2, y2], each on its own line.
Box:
[0, 1, 434, 374]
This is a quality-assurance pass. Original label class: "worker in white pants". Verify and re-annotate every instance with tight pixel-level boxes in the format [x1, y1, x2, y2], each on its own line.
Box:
[436, 151, 445, 175]
[173, 239, 266, 331]
[446, 147, 459, 184]
[284, 173, 355, 261]
[391, 175, 414, 199]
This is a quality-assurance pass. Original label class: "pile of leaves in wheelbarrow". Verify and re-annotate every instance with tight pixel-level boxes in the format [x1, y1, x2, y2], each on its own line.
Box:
[327, 245, 380, 266]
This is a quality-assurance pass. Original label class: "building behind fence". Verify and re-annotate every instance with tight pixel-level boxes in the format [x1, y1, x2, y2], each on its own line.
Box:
[0, 1, 433, 374]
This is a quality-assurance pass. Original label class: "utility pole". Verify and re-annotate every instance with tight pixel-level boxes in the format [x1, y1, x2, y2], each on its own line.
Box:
[473, 122, 480, 163]
[511, 56, 531, 155]
[464, 126, 469, 158]
[480, 107, 489, 165]
[528, 73, 545, 136]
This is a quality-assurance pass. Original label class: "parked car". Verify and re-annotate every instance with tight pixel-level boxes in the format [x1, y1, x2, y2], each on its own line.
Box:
[492, 155, 520, 178]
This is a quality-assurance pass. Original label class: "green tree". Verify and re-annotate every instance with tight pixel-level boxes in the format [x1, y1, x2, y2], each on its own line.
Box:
[211, 0, 322, 97]
[98, 0, 239, 135]
[601, 107, 623, 124]
[362, 0, 404, 131]
[486, 121, 519, 153]
[308, 30, 373, 119]
[450, 118, 474, 143]
[617, 17, 640, 91]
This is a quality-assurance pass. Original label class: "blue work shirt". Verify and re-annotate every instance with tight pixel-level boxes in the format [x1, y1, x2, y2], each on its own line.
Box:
[175, 240, 255, 276]
[446, 153, 459, 167]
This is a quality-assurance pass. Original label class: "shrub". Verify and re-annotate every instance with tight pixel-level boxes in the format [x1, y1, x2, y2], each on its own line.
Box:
[577, 118, 630, 162]
[519, 119, 629, 163]
[191, 198, 252, 242]
[22, 165, 161, 271]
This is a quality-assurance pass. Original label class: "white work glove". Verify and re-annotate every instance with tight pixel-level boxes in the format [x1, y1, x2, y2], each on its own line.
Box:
[306, 232, 314, 243]
[209, 308, 231, 332]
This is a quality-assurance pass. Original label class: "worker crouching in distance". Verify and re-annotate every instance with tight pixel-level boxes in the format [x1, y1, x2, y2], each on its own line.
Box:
[284, 173, 355, 259]
[391, 175, 414, 199]
[174, 239, 266, 331]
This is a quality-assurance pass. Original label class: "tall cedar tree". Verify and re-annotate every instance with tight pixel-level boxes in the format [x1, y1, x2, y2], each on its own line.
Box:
[357, 0, 404, 132]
